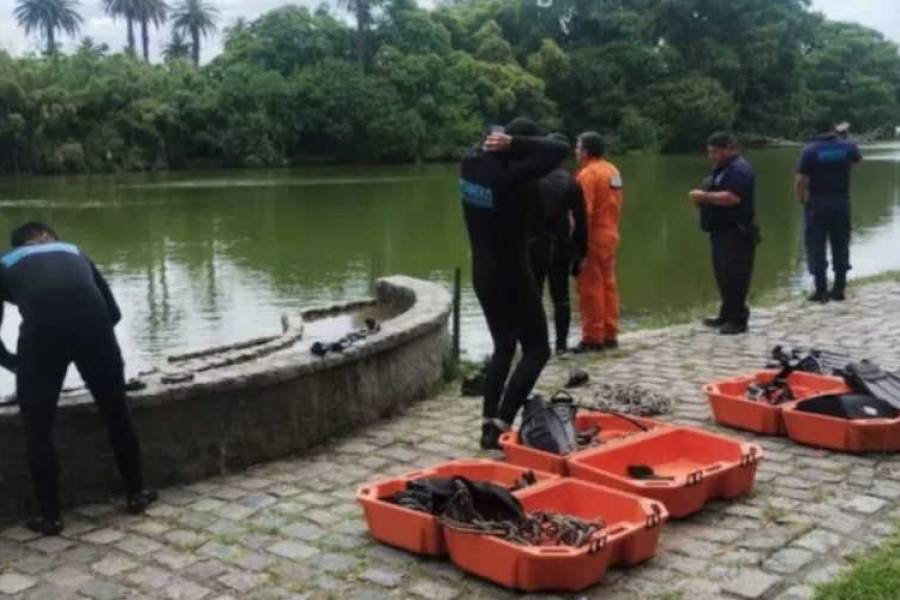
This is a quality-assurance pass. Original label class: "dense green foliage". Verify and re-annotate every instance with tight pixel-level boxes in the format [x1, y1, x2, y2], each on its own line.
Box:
[2, 0, 900, 173]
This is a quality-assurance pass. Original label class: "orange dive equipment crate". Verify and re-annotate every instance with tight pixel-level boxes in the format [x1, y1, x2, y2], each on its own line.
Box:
[704, 370, 850, 435]
[566, 427, 762, 518]
[356, 459, 557, 556]
[781, 400, 900, 453]
[499, 411, 667, 475]
[443, 478, 667, 592]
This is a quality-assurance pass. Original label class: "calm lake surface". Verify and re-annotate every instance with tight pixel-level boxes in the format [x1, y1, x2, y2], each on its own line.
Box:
[1, 144, 899, 391]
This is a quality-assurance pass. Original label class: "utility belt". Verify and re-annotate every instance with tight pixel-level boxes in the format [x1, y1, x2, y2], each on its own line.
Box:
[711, 222, 762, 247]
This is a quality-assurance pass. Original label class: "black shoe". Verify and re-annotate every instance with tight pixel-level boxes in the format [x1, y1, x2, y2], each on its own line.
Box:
[829, 287, 846, 302]
[126, 490, 158, 515]
[604, 340, 619, 350]
[572, 341, 605, 354]
[565, 368, 590, 389]
[26, 517, 63, 536]
[702, 317, 726, 328]
[719, 322, 748, 335]
[555, 343, 568, 355]
[480, 421, 505, 451]
[808, 290, 830, 303]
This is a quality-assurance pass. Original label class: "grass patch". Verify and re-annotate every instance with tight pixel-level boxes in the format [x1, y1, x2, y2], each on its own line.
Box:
[814, 524, 900, 600]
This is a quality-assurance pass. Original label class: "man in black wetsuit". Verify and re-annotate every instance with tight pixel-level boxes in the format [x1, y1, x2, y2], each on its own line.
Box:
[529, 133, 587, 355]
[460, 119, 569, 449]
[0, 222, 156, 535]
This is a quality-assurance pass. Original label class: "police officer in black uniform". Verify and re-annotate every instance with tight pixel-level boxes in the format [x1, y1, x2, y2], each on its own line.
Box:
[0, 223, 156, 535]
[460, 119, 569, 449]
[795, 120, 862, 302]
[529, 133, 587, 354]
[689, 133, 760, 335]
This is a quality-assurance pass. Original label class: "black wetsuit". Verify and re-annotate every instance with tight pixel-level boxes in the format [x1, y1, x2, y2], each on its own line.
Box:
[460, 136, 568, 425]
[0, 242, 143, 520]
[529, 168, 587, 353]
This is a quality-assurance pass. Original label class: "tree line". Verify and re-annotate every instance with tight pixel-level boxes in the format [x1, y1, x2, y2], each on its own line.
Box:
[2, 0, 900, 174]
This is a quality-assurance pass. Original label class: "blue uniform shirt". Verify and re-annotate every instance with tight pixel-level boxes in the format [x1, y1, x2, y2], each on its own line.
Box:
[700, 155, 756, 232]
[797, 134, 862, 199]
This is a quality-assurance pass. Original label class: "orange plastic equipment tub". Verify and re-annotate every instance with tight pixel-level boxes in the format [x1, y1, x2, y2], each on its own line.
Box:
[499, 411, 667, 475]
[704, 370, 850, 435]
[356, 459, 557, 556]
[444, 478, 667, 592]
[782, 401, 900, 453]
[567, 427, 762, 518]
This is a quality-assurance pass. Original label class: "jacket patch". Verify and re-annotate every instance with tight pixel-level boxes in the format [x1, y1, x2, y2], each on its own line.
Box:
[610, 174, 623, 189]
[460, 179, 495, 210]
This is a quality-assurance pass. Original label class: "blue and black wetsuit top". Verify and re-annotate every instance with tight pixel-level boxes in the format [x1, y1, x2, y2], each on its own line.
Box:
[0, 242, 121, 369]
[459, 136, 569, 262]
[797, 134, 862, 199]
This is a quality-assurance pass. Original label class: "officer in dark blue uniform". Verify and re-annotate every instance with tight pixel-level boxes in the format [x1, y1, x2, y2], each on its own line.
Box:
[0, 222, 156, 535]
[690, 132, 760, 335]
[795, 121, 862, 302]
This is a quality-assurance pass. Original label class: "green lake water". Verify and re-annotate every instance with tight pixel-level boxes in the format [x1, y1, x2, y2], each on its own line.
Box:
[1, 144, 899, 391]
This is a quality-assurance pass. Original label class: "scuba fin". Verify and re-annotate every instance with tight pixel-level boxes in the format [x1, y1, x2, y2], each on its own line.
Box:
[842, 361, 900, 410]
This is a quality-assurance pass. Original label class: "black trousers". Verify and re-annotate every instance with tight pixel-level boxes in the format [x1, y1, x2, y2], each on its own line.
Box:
[473, 252, 550, 425]
[530, 237, 573, 351]
[17, 324, 143, 519]
[710, 227, 756, 326]
[805, 196, 851, 282]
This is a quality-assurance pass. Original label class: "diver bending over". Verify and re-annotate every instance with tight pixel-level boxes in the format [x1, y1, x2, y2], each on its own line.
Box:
[0, 222, 156, 535]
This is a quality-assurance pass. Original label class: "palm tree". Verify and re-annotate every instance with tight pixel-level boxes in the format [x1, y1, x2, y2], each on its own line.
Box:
[337, 0, 381, 66]
[162, 30, 191, 63]
[135, 0, 169, 62]
[104, 0, 137, 57]
[171, 0, 219, 67]
[14, 0, 83, 55]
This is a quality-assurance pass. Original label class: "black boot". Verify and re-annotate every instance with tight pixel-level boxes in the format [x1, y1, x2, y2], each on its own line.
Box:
[26, 516, 63, 536]
[830, 272, 847, 301]
[808, 274, 829, 303]
[480, 420, 507, 451]
[126, 490, 158, 515]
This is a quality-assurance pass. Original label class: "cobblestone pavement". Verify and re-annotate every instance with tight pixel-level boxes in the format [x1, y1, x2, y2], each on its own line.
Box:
[1, 282, 900, 599]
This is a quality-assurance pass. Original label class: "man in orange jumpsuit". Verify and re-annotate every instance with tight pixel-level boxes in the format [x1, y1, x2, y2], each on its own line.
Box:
[573, 132, 623, 353]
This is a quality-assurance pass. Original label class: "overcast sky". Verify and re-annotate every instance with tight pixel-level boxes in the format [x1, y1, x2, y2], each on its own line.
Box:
[1, 0, 899, 62]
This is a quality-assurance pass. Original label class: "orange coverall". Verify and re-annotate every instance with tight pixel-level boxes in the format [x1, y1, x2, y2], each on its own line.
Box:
[576, 158, 624, 344]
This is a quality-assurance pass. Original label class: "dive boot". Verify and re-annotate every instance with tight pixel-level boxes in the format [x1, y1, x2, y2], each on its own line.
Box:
[26, 516, 63, 536]
[480, 419, 508, 451]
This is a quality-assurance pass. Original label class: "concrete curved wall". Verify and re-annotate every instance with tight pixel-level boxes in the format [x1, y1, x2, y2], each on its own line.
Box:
[0, 276, 451, 522]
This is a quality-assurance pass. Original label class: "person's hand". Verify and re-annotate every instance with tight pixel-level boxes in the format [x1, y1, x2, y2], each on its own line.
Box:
[484, 133, 513, 153]
[689, 189, 706, 206]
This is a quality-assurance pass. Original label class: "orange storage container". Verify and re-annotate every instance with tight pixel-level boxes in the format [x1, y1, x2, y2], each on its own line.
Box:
[356, 459, 557, 556]
[782, 403, 900, 453]
[567, 427, 762, 518]
[443, 478, 667, 592]
[704, 370, 850, 435]
[499, 411, 667, 475]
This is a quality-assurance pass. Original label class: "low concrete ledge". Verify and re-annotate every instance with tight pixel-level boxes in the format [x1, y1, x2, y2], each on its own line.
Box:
[0, 275, 451, 522]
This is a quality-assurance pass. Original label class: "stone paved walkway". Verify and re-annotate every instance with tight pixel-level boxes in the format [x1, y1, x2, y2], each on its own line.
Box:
[1, 282, 900, 599]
